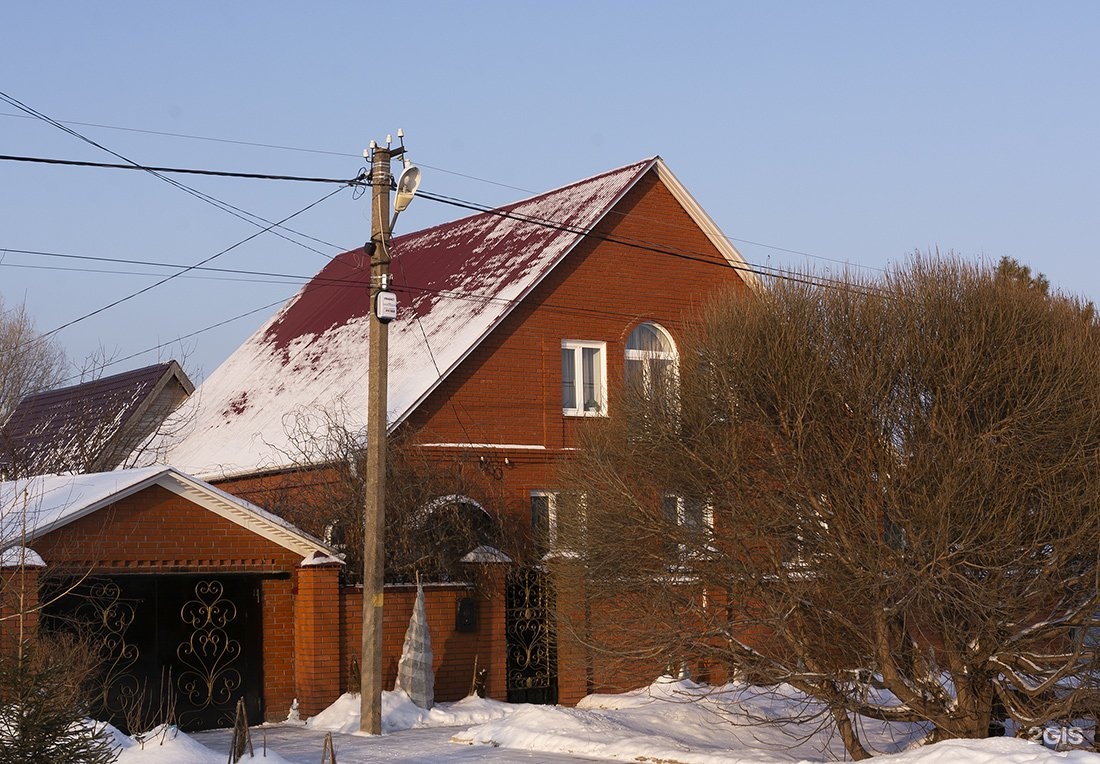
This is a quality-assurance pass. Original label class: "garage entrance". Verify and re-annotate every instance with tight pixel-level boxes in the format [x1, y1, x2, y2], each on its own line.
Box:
[43, 573, 264, 732]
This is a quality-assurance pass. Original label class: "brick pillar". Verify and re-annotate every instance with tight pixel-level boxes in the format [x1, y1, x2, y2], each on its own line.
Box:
[548, 556, 593, 705]
[0, 547, 45, 656]
[294, 555, 343, 717]
[462, 562, 510, 702]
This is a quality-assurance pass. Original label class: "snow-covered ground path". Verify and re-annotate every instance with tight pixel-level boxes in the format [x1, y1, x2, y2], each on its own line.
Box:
[110, 679, 1098, 764]
[193, 724, 606, 763]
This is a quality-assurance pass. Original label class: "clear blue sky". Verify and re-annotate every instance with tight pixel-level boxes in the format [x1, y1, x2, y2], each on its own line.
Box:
[3, 2, 1098, 382]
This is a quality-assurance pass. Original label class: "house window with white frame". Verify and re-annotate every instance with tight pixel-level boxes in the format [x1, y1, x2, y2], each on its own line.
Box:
[625, 323, 678, 419]
[661, 494, 713, 561]
[531, 490, 558, 555]
[562, 340, 606, 416]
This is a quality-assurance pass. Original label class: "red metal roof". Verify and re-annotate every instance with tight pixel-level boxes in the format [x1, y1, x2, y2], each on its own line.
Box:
[262, 160, 654, 355]
[0, 361, 193, 476]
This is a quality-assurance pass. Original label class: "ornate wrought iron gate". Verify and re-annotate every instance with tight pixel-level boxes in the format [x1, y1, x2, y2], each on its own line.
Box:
[43, 574, 263, 732]
[504, 567, 557, 704]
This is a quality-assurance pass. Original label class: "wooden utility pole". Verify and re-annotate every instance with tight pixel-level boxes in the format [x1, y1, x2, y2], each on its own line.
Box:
[361, 140, 397, 734]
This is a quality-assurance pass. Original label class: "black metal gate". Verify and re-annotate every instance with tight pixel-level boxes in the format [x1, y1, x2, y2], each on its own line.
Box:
[504, 567, 557, 704]
[43, 574, 263, 732]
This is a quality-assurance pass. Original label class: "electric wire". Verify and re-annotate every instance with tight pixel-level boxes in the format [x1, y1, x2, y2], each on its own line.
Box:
[0, 153, 364, 184]
[0, 260, 304, 286]
[52, 297, 290, 386]
[1, 244, 768, 325]
[2, 131, 886, 375]
[0, 110, 539, 194]
[20, 185, 347, 346]
[411, 189, 887, 297]
[0, 92, 348, 257]
[1, 107, 883, 272]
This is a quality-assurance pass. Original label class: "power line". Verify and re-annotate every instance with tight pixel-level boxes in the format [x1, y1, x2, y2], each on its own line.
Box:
[5, 174, 886, 322]
[2, 241, 845, 319]
[0, 153, 365, 184]
[0, 109, 537, 194]
[0, 92, 346, 257]
[412, 189, 885, 296]
[0, 260, 304, 286]
[0, 109, 361, 158]
[22, 185, 347, 345]
[3, 247, 324, 283]
[1, 108, 882, 272]
[53, 296, 290, 386]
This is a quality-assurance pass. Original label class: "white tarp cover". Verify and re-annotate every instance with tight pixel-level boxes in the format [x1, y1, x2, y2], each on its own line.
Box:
[394, 579, 434, 709]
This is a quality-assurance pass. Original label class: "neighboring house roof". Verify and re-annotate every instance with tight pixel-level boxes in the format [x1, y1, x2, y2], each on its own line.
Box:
[0, 464, 335, 559]
[161, 157, 757, 480]
[0, 361, 194, 477]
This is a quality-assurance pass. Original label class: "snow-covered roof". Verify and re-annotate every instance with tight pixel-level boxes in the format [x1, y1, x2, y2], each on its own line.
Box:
[161, 158, 756, 480]
[0, 465, 334, 559]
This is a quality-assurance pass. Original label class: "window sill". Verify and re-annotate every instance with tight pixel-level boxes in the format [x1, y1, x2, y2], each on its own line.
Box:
[562, 408, 607, 418]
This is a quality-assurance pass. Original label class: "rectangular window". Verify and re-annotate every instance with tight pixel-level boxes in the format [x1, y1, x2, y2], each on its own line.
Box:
[531, 491, 557, 555]
[561, 341, 606, 416]
[662, 494, 713, 561]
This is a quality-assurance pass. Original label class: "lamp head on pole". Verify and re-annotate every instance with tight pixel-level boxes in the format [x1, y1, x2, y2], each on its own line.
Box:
[394, 164, 421, 213]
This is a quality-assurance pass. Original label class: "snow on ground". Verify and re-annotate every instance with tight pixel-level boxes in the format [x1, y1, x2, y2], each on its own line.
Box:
[305, 688, 513, 734]
[112, 723, 294, 764]
[117, 682, 1098, 763]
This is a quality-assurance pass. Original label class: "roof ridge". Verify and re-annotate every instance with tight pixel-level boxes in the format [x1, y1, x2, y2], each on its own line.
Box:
[392, 157, 657, 247]
[20, 361, 176, 402]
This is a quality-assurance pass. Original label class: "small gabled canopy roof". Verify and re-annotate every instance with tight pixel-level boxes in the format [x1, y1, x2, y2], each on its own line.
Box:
[161, 158, 757, 480]
[0, 361, 193, 476]
[0, 465, 336, 560]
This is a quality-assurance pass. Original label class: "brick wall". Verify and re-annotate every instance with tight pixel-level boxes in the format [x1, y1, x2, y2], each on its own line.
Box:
[403, 171, 750, 703]
[0, 558, 42, 656]
[295, 561, 342, 716]
[339, 573, 508, 703]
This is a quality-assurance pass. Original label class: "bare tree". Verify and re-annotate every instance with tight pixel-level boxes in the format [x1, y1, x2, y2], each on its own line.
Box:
[556, 256, 1100, 758]
[258, 405, 524, 585]
[0, 296, 67, 427]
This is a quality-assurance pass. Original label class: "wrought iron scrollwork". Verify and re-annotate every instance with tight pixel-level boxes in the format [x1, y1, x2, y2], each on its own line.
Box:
[76, 581, 140, 716]
[505, 568, 557, 701]
[176, 579, 243, 727]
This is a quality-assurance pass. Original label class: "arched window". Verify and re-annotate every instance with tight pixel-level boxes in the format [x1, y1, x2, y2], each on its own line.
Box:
[625, 322, 678, 396]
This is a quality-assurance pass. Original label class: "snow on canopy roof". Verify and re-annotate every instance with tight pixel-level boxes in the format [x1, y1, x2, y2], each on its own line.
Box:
[160, 157, 754, 480]
[0, 465, 335, 559]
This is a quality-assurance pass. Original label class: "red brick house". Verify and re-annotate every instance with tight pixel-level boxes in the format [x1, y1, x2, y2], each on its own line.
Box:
[151, 156, 758, 712]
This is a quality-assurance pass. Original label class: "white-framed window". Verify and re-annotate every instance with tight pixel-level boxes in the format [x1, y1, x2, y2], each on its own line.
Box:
[625, 322, 678, 396]
[531, 490, 588, 558]
[562, 340, 607, 416]
[661, 494, 714, 561]
[661, 495, 713, 532]
[531, 490, 558, 555]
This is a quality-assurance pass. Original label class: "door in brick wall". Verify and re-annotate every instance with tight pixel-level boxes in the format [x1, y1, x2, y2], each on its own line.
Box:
[504, 567, 558, 704]
[42, 573, 264, 732]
